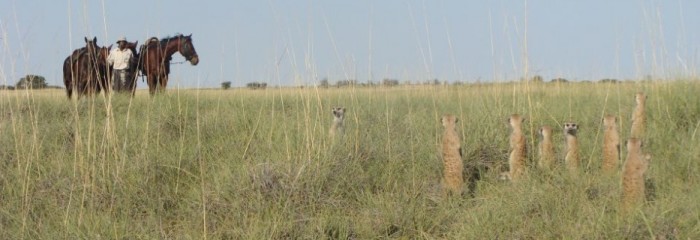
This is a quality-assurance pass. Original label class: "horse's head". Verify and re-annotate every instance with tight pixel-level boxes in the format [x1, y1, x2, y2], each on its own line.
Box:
[124, 40, 139, 55]
[179, 34, 199, 65]
[97, 45, 112, 65]
[84, 36, 99, 54]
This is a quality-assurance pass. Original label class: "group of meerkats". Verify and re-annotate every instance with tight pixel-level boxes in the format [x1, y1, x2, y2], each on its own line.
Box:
[440, 92, 651, 210]
[328, 93, 650, 210]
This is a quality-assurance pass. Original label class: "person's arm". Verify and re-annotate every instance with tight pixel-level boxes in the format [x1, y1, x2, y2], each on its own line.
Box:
[107, 51, 115, 66]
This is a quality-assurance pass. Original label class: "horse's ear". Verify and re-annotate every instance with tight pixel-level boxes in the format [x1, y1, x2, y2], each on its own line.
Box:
[134, 41, 139, 46]
[84, 37, 88, 43]
[108, 44, 113, 50]
[92, 36, 97, 43]
[187, 34, 192, 38]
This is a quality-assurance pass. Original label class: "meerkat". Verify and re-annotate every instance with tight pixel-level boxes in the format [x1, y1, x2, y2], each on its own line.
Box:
[329, 107, 346, 138]
[621, 138, 650, 210]
[602, 115, 621, 174]
[440, 114, 464, 196]
[507, 114, 527, 181]
[630, 92, 647, 139]
[563, 122, 580, 173]
[537, 126, 556, 170]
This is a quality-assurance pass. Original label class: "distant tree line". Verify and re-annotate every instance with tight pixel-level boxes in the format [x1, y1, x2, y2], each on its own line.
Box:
[215, 76, 634, 90]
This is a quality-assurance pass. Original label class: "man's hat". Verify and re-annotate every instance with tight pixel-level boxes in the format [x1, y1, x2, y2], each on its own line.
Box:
[117, 36, 127, 43]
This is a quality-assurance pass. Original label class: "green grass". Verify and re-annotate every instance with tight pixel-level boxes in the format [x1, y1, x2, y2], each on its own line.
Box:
[1, 81, 699, 239]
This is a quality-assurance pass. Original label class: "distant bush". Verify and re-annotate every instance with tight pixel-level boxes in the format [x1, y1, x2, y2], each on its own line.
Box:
[246, 82, 267, 90]
[16, 74, 48, 89]
[319, 78, 330, 88]
[382, 78, 399, 87]
[599, 78, 619, 84]
[550, 78, 569, 83]
[335, 79, 358, 88]
[222, 81, 232, 90]
[532, 75, 544, 83]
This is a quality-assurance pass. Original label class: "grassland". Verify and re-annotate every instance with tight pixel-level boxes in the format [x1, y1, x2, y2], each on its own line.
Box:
[0, 81, 699, 239]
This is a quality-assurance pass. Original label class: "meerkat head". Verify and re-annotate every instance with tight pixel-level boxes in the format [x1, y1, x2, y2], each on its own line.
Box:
[539, 125, 552, 138]
[508, 114, 525, 129]
[332, 107, 346, 121]
[635, 92, 646, 105]
[603, 115, 617, 128]
[441, 114, 458, 127]
[626, 137, 643, 151]
[564, 122, 578, 136]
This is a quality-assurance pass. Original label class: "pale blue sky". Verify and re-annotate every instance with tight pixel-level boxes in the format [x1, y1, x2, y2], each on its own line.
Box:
[1, 0, 698, 88]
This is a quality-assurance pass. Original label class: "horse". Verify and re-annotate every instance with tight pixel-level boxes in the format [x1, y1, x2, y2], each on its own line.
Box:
[63, 37, 99, 99]
[63, 37, 111, 98]
[138, 34, 199, 95]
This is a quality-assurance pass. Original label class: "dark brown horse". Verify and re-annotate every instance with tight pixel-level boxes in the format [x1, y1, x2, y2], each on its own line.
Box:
[138, 34, 199, 95]
[75, 46, 111, 97]
[63, 37, 98, 99]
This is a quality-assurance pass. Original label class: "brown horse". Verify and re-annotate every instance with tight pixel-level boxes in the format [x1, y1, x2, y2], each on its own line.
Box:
[63, 37, 99, 99]
[138, 34, 199, 95]
[63, 37, 111, 98]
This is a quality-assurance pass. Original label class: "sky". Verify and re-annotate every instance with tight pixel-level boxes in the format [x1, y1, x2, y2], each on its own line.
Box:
[0, 0, 699, 88]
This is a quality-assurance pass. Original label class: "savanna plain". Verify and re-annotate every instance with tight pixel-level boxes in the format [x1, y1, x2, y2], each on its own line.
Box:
[1, 80, 699, 239]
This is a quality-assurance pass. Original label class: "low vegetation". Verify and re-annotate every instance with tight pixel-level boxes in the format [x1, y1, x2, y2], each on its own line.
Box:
[0, 80, 698, 238]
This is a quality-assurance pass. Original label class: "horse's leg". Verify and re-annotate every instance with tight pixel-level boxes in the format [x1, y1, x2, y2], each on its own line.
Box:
[159, 74, 168, 93]
[147, 74, 156, 95]
[125, 70, 135, 96]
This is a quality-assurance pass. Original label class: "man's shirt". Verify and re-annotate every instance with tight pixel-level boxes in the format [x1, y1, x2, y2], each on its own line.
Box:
[108, 48, 133, 70]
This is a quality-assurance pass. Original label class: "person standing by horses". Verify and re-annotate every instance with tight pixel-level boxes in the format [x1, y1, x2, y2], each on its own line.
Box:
[107, 36, 134, 92]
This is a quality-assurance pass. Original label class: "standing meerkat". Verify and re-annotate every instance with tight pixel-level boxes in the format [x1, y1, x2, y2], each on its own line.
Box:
[602, 115, 621, 174]
[621, 138, 650, 210]
[630, 92, 647, 139]
[441, 114, 464, 196]
[537, 126, 556, 170]
[329, 107, 346, 138]
[507, 114, 527, 181]
[563, 122, 580, 173]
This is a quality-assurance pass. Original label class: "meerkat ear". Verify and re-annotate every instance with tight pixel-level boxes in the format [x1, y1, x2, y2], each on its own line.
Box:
[455, 117, 459, 123]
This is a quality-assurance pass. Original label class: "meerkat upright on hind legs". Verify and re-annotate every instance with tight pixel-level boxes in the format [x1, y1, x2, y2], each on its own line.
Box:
[563, 122, 580, 173]
[537, 126, 556, 170]
[440, 114, 464, 196]
[621, 138, 650, 211]
[630, 92, 647, 139]
[602, 115, 621, 174]
[329, 107, 346, 138]
[507, 114, 527, 181]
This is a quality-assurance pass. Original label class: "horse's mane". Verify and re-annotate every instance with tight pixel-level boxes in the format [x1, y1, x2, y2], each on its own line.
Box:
[159, 34, 188, 45]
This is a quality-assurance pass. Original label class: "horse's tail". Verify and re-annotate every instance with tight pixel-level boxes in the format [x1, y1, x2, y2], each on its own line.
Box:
[63, 56, 73, 99]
